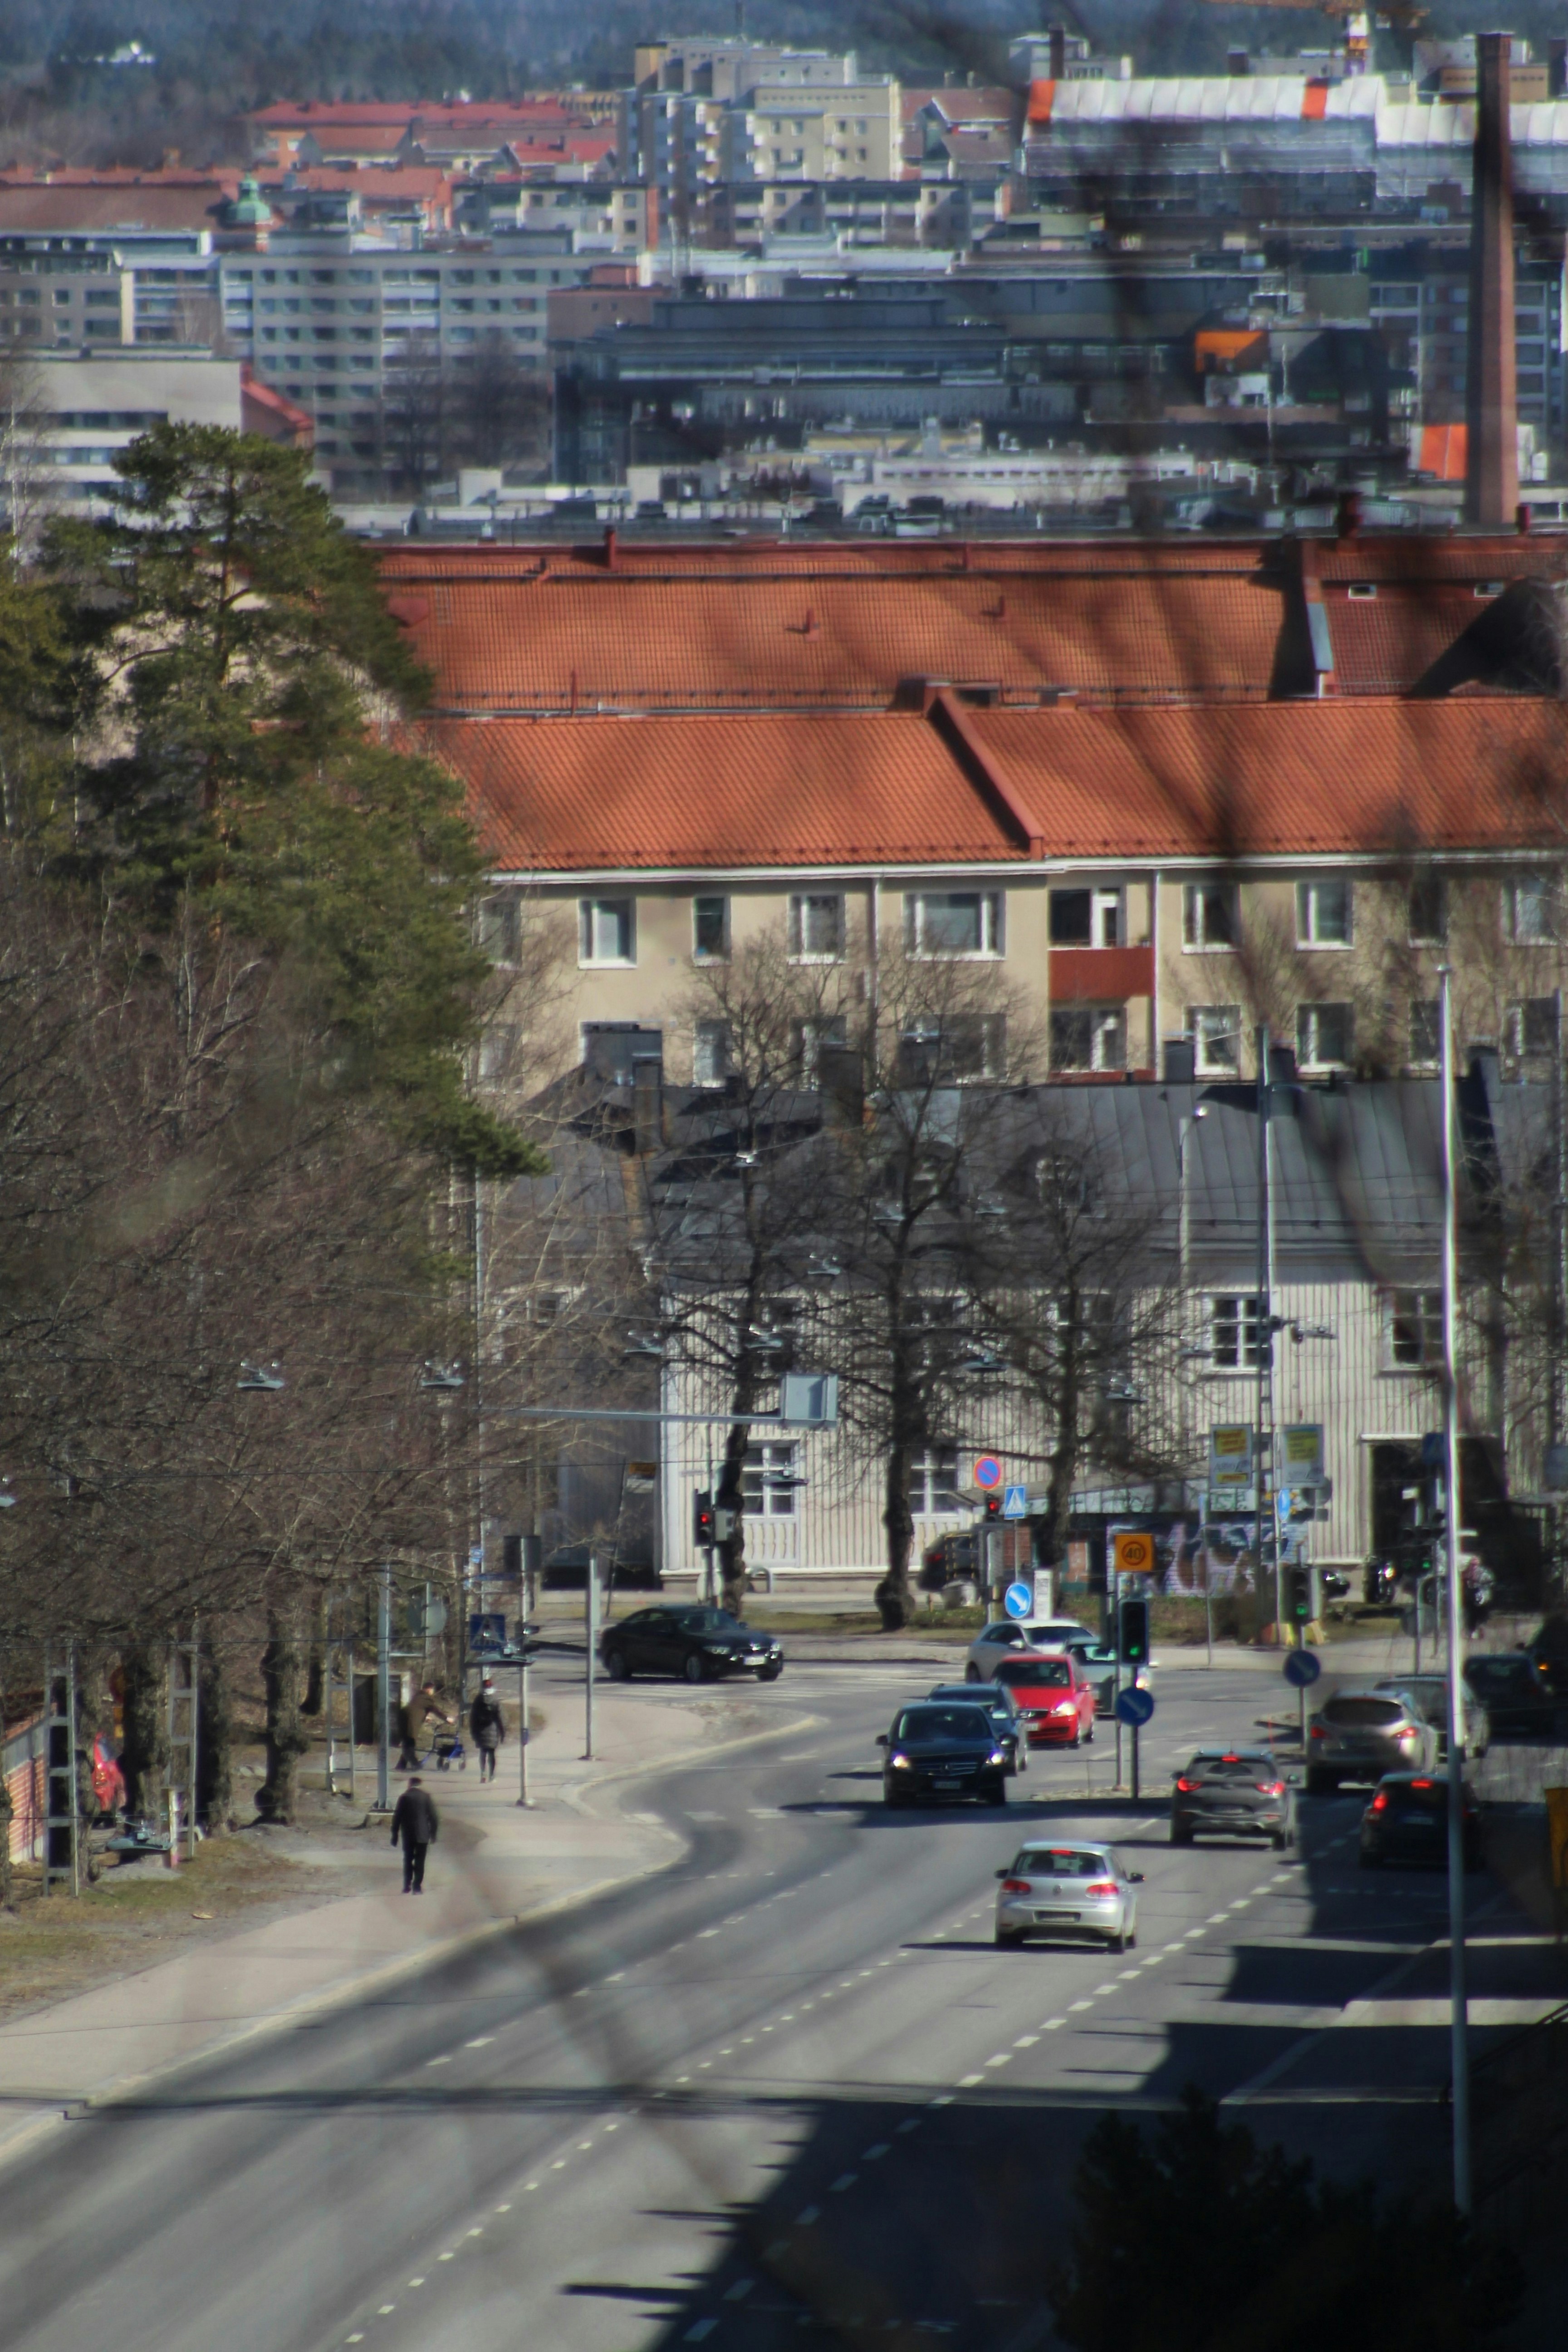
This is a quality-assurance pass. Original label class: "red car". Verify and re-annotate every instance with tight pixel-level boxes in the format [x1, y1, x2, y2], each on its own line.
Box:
[991, 1652, 1096, 1749]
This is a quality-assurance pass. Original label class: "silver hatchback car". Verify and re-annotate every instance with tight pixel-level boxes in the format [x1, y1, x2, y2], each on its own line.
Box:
[995, 1841, 1143, 1951]
[1306, 1689, 1439, 1793]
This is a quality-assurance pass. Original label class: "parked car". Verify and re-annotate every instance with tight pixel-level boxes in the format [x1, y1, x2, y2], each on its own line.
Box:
[598, 1606, 782, 1684]
[1525, 1621, 1568, 1699]
[1372, 1675, 1490, 1761]
[1359, 1773, 1483, 1872]
[927, 1682, 1026, 1774]
[1463, 1650, 1558, 1735]
[965, 1617, 1093, 1680]
[989, 1652, 1096, 1748]
[995, 1841, 1142, 1951]
[544, 1544, 661, 1592]
[1306, 1688, 1439, 1792]
[1171, 1749, 1295, 1849]
[878, 1702, 1008, 1807]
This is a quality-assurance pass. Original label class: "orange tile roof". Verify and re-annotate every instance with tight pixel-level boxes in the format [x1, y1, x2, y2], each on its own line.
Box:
[430, 698, 1568, 874]
[434, 711, 1027, 871]
[383, 544, 1291, 710]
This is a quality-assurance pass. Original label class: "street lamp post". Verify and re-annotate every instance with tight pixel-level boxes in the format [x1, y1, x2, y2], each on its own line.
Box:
[1438, 966, 1472, 2216]
[1178, 1103, 1211, 1665]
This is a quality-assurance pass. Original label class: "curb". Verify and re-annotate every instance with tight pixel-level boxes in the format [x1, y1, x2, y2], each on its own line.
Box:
[0, 1707, 819, 2182]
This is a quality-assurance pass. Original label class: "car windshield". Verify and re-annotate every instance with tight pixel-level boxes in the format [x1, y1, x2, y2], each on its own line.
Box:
[1016, 1848, 1111, 1879]
[1073, 1642, 1116, 1664]
[1466, 1659, 1533, 1690]
[895, 1706, 992, 1743]
[995, 1658, 1071, 1689]
[674, 1609, 740, 1633]
[1187, 1755, 1267, 1779]
[1324, 1695, 1404, 1726]
[931, 1687, 1004, 1712]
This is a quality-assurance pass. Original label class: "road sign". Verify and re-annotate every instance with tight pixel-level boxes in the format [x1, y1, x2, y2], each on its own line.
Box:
[1209, 1424, 1253, 1490]
[1283, 1648, 1322, 1689]
[1004, 1579, 1035, 1620]
[1002, 1484, 1028, 1519]
[1279, 1423, 1324, 1486]
[1112, 1529, 1154, 1577]
[1115, 1685, 1155, 1728]
[974, 1455, 1003, 1491]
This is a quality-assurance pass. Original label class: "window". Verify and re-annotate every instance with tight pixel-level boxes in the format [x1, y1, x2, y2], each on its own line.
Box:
[1049, 1004, 1126, 1073]
[1409, 1000, 1441, 1065]
[478, 894, 521, 963]
[692, 1019, 732, 1087]
[478, 1023, 518, 1082]
[1183, 882, 1238, 950]
[907, 1446, 962, 1516]
[743, 1440, 800, 1516]
[789, 892, 844, 961]
[1509, 872, 1560, 944]
[1049, 886, 1122, 947]
[900, 1014, 1005, 1084]
[1386, 1289, 1441, 1369]
[793, 1013, 848, 1084]
[692, 894, 729, 960]
[578, 897, 635, 965]
[1297, 879, 1353, 947]
[1211, 1294, 1261, 1370]
[1408, 871, 1446, 945]
[904, 890, 1001, 958]
[1507, 997, 1558, 1058]
[1298, 1001, 1353, 1070]
[1189, 1004, 1240, 1076]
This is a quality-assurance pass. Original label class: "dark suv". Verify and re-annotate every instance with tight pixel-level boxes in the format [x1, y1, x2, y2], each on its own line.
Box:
[598, 1606, 782, 1683]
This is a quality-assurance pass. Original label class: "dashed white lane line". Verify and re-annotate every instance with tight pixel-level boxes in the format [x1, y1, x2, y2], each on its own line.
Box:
[465, 2036, 494, 2048]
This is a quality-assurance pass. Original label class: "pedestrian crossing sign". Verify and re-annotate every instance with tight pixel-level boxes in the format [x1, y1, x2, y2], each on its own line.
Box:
[1002, 1485, 1028, 1519]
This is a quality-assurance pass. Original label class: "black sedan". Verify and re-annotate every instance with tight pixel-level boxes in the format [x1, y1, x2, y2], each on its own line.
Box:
[598, 1606, 783, 1684]
[927, 1682, 1026, 1774]
[1171, 1749, 1296, 1849]
[1464, 1651, 1557, 1735]
[1359, 1773, 1483, 1872]
[878, 1703, 1009, 1808]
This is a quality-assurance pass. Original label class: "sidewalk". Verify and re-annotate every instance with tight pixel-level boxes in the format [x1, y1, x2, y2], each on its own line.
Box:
[0, 1678, 807, 2174]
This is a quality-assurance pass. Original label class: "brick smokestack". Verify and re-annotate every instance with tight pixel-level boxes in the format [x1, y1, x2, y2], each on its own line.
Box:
[1465, 31, 1518, 528]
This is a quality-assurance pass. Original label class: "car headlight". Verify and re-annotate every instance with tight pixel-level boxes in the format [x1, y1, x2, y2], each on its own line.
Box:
[988, 1749, 1006, 1766]
[890, 1752, 913, 1770]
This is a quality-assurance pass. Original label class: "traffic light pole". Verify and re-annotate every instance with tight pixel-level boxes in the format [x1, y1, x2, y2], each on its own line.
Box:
[1438, 967, 1472, 2216]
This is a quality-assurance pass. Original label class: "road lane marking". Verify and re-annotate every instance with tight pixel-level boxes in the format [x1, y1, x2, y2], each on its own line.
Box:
[465, 2037, 494, 2048]
[797, 2205, 821, 2224]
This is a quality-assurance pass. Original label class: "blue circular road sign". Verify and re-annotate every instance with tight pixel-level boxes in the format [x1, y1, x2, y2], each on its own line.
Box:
[1283, 1648, 1323, 1689]
[1114, 1685, 1156, 1728]
[974, 1455, 1003, 1490]
[1004, 1581, 1034, 1620]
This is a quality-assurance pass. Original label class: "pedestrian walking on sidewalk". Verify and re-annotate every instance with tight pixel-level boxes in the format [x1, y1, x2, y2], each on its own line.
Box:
[397, 1681, 450, 1772]
[390, 1777, 439, 1892]
[469, 1680, 506, 1783]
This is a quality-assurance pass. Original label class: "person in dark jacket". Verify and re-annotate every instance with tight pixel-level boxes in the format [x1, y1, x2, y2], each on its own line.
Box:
[397, 1682, 451, 1772]
[469, 1680, 506, 1783]
[390, 1777, 439, 1892]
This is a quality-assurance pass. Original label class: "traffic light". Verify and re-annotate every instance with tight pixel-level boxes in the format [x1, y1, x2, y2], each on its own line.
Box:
[693, 1490, 715, 1549]
[1284, 1563, 1312, 1625]
[982, 1492, 1002, 1520]
[1118, 1597, 1150, 1667]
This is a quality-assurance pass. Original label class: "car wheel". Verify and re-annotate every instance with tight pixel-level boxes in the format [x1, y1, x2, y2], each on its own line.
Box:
[605, 1651, 629, 1682]
[683, 1653, 707, 1684]
[1069, 1722, 1081, 1748]
[965, 1664, 982, 1683]
[985, 1781, 1007, 1807]
[1126, 1928, 1137, 1949]
[995, 1927, 1024, 1949]
[1271, 1830, 1289, 1850]
[759, 1662, 783, 1682]
[1084, 1721, 1094, 1743]
[1171, 1823, 1192, 1846]
[1108, 1931, 1126, 1954]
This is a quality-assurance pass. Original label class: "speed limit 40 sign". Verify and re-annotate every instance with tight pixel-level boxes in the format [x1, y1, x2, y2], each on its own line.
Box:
[1112, 1529, 1155, 1578]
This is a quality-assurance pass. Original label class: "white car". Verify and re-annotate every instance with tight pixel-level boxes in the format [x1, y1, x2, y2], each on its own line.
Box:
[965, 1618, 1094, 1681]
[995, 1840, 1143, 1950]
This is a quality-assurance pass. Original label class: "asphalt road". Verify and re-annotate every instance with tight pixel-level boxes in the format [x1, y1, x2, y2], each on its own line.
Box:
[0, 1652, 1547, 2352]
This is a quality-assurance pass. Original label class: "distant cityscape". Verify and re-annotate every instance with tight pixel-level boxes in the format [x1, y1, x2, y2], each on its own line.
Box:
[2, 21, 1566, 536]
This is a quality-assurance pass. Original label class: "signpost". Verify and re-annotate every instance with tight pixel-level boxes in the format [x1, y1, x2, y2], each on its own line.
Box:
[1114, 1683, 1155, 1802]
[1283, 1642, 1321, 1752]
[1107, 1529, 1155, 1788]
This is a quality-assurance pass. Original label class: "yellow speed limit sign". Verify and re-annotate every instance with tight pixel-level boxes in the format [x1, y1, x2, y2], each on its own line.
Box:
[1112, 1530, 1155, 1578]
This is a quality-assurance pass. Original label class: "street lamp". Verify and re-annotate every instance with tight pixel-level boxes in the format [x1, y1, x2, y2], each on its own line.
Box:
[957, 1348, 1008, 1377]
[237, 1361, 285, 1391]
[418, 1360, 466, 1392]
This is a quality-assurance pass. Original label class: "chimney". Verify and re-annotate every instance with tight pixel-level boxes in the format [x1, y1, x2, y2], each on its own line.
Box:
[1162, 1036, 1196, 1085]
[632, 1053, 664, 1154]
[1049, 24, 1067, 81]
[1465, 31, 1519, 529]
[603, 522, 618, 570]
[1551, 38, 1568, 97]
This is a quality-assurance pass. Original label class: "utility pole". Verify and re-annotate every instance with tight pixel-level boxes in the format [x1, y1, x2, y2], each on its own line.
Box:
[375, 1567, 392, 1814]
[1438, 967, 1472, 2216]
[584, 1545, 599, 1761]
[1254, 1024, 1276, 1640]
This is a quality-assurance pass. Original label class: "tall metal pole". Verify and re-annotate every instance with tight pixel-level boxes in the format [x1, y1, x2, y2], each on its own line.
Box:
[584, 1545, 598, 1761]
[375, 1567, 392, 1813]
[1254, 1025, 1274, 1638]
[1438, 966, 1472, 2217]
[186, 1615, 199, 1861]
[517, 1644, 531, 1808]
